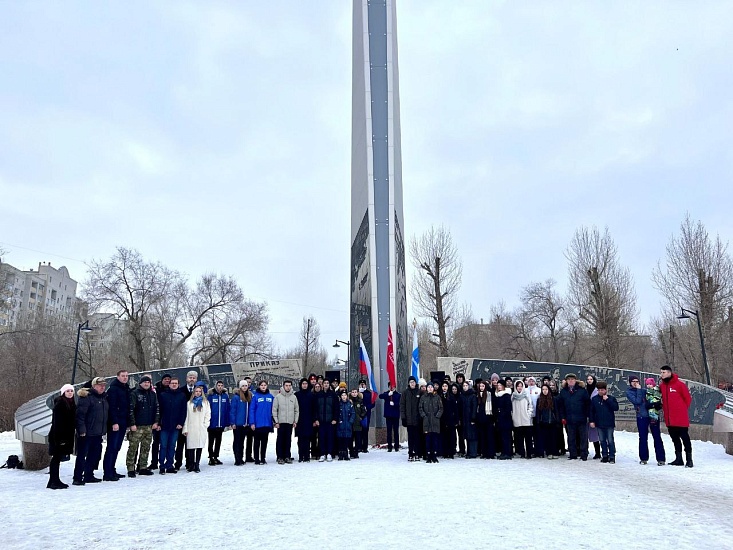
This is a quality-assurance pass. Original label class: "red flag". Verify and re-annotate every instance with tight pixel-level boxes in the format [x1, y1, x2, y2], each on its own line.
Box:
[386, 325, 396, 389]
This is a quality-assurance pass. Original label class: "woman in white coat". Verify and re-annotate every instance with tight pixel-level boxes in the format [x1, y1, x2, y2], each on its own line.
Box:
[511, 380, 534, 459]
[183, 383, 211, 472]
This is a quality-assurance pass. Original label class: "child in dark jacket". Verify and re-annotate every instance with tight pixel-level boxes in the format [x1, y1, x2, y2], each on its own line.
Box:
[336, 392, 356, 461]
[589, 381, 619, 463]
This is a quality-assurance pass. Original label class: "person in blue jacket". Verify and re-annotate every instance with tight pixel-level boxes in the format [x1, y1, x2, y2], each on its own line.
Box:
[229, 380, 252, 466]
[295, 378, 315, 462]
[207, 381, 230, 466]
[379, 384, 401, 452]
[249, 380, 275, 465]
[626, 374, 656, 465]
[589, 381, 619, 463]
[157, 377, 188, 474]
[358, 379, 374, 452]
[336, 391, 356, 460]
[103, 370, 130, 481]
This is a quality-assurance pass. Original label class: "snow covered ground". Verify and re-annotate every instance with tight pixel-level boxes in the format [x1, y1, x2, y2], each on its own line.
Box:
[1, 429, 732, 550]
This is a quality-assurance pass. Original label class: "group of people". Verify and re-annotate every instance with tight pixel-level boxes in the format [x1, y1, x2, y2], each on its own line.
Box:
[45, 364, 695, 489]
[395, 365, 694, 467]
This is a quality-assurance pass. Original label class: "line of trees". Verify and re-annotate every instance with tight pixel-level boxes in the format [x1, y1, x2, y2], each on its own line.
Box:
[410, 215, 733, 386]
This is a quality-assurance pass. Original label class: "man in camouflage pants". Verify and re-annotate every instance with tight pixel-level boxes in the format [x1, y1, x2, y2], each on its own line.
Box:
[126, 375, 160, 477]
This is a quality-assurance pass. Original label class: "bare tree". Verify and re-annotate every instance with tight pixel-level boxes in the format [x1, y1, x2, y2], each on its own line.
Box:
[652, 214, 733, 383]
[566, 226, 638, 369]
[519, 280, 567, 362]
[410, 225, 462, 356]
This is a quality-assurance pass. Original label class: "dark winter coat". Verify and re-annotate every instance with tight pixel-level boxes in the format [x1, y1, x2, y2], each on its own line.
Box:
[294, 389, 315, 437]
[250, 388, 275, 431]
[207, 389, 231, 429]
[230, 389, 252, 427]
[129, 385, 160, 427]
[48, 395, 76, 456]
[660, 373, 691, 428]
[419, 392, 444, 434]
[475, 391, 494, 425]
[460, 388, 478, 440]
[626, 387, 649, 419]
[400, 386, 421, 427]
[76, 387, 109, 437]
[314, 390, 339, 424]
[106, 377, 131, 430]
[589, 394, 619, 429]
[379, 390, 401, 418]
[158, 388, 188, 431]
[558, 384, 590, 425]
[336, 399, 356, 438]
[493, 389, 513, 430]
[351, 394, 367, 433]
[535, 394, 559, 425]
[361, 389, 374, 418]
[440, 391, 460, 428]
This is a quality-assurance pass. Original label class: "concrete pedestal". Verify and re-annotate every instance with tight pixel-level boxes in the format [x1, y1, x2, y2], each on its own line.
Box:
[22, 442, 50, 471]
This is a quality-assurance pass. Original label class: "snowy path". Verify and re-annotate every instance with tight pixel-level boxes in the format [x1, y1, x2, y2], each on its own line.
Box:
[1, 430, 732, 550]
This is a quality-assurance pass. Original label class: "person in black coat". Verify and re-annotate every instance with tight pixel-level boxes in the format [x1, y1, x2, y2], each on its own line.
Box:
[439, 383, 459, 458]
[475, 381, 496, 459]
[314, 383, 339, 461]
[535, 384, 560, 458]
[493, 381, 513, 460]
[150, 373, 171, 469]
[102, 370, 130, 481]
[460, 382, 478, 458]
[157, 377, 188, 473]
[295, 378, 315, 462]
[73, 377, 109, 485]
[557, 373, 590, 460]
[48, 384, 77, 489]
[399, 376, 421, 461]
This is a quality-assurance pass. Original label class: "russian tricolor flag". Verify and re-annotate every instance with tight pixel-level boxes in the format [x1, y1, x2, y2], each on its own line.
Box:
[411, 324, 420, 381]
[359, 336, 378, 404]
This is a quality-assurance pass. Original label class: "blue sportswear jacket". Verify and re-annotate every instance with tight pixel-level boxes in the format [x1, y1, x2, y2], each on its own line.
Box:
[250, 388, 275, 430]
[207, 389, 231, 429]
[229, 391, 251, 426]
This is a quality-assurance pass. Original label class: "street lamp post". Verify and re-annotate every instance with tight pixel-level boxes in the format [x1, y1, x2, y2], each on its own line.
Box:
[71, 320, 94, 385]
[333, 339, 351, 386]
[677, 308, 711, 386]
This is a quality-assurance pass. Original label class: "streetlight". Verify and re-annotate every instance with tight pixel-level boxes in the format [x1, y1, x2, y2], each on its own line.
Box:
[677, 308, 711, 386]
[333, 339, 351, 385]
[71, 320, 94, 385]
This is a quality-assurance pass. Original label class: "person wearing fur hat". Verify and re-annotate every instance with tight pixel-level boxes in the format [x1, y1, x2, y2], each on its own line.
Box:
[660, 365, 693, 467]
[419, 382, 443, 463]
[294, 378, 315, 462]
[230, 380, 253, 465]
[126, 375, 160, 477]
[644, 377, 666, 465]
[183, 382, 211, 472]
[400, 376, 421, 461]
[48, 384, 76, 489]
[73, 377, 109, 485]
[557, 373, 590, 460]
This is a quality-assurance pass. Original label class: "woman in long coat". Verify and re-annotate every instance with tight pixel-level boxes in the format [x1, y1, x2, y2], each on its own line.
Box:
[183, 382, 211, 472]
[419, 382, 444, 463]
[48, 384, 77, 489]
[460, 382, 478, 458]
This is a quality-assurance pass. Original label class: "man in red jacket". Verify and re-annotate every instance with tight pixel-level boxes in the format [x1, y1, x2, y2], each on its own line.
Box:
[659, 365, 693, 468]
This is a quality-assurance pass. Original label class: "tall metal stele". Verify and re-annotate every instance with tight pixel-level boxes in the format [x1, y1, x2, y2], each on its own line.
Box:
[350, 0, 408, 427]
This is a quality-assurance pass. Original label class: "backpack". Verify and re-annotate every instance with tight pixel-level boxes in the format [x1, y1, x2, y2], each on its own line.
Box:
[1, 455, 23, 469]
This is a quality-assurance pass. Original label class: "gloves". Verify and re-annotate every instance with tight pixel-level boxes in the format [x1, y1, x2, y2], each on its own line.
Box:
[561, 419, 567, 426]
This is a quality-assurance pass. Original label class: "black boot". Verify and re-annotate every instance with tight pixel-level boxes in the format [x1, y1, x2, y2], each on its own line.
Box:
[432, 453, 439, 463]
[670, 452, 684, 466]
[685, 451, 693, 468]
[593, 441, 601, 459]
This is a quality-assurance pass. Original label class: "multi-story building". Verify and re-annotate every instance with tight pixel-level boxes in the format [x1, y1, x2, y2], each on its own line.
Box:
[0, 261, 79, 329]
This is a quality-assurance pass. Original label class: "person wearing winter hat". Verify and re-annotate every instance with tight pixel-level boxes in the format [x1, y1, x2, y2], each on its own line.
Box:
[73, 377, 108, 485]
[557, 372, 590, 460]
[660, 365, 693, 467]
[589, 381, 619, 463]
[294, 378, 315, 462]
[48, 384, 77, 489]
[400, 376, 421, 461]
[126, 375, 159, 477]
[358, 378, 374, 453]
[626, 374, 651, 464]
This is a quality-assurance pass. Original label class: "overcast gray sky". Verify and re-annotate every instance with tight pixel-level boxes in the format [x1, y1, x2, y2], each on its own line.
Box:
[1, 1, 732, 358]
